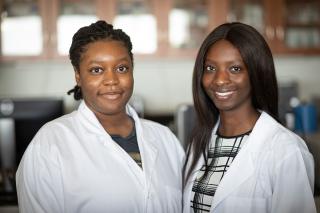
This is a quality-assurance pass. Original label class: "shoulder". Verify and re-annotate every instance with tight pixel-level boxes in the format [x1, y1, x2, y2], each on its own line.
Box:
[139, 118, 182, 144]
[41, 111, 78, 131]
[140, 118, 172, 133]
[269, 115, 308, 152]
[255, 112, 312, 163]
[139, 118, 185, 154]
[251, 113, 314, 187]
[139, 118, 178, 143]
[256, 112, 307, 147]
[35, 110, 80, 141]
[272, 125, 312, 162]
[25, 111, 78, 156]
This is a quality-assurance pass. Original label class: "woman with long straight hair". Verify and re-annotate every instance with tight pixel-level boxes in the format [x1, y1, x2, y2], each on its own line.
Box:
[183, 22, 316, 213]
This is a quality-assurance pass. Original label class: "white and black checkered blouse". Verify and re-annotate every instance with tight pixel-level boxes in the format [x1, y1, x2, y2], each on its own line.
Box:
[190, 130, 251, 213]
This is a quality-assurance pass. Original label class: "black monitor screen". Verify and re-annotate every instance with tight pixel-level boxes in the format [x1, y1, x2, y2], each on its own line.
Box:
[0, 98, 64, 198]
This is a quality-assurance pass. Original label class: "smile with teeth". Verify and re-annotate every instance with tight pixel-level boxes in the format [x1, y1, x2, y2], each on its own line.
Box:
[215, 91, 234, 98]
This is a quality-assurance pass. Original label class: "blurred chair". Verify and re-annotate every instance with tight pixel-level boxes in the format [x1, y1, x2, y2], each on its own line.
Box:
[174, 104, 196, 150]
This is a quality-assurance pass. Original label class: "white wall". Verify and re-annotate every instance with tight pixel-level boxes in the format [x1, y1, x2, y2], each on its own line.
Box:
[0, 56, 319, 115]
[275, 56, 320, 102]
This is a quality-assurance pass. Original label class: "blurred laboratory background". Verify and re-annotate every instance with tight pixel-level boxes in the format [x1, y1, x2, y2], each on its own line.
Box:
[0, 0, 320, 212]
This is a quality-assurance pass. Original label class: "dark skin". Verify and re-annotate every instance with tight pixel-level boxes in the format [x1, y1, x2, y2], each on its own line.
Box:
[75, 40, 134, 137]
[218, 106, 260, 137]
[202, 40, 260, 136]
[97, 110, 133, 138]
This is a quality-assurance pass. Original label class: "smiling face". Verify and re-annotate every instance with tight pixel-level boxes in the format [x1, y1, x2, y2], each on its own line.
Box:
[202, 39, 253, 115]
[75, 40, 133, 117]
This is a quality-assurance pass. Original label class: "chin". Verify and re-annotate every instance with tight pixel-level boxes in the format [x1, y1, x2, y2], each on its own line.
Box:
[103, 106, 126, 115]
[91, 102, 124, 115]
[215, 103, 237, 112]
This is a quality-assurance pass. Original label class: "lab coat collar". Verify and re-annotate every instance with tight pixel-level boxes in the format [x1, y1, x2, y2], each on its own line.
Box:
[77, 101, 159, 187]
[126, 104, 159, 183]
[77, 100, 158, 145]
[210, 111, 279, 210]
[77, 101, 108, 135]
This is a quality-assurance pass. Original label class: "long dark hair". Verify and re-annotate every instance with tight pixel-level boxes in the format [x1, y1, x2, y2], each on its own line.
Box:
[183, 22, 279, 183]
[67, 20, 133, 100]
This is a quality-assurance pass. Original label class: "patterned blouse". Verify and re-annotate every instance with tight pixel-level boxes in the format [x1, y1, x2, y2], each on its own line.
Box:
[190, 130, 251, 212]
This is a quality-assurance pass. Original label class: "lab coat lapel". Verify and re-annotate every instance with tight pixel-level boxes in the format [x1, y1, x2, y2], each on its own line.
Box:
[141, 136, 158, 184]
[127, 105, 159, 185]
[210, 112, 276, 211]
[211, 138, 255, 210]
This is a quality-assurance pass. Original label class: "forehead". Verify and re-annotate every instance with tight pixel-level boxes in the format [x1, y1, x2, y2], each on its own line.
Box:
[80, 40, 130, 62]
[206, 39, 243, 61]
[84, 40, 128, 54]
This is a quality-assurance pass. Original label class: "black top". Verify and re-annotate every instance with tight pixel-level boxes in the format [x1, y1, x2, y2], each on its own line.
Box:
[110, 117, 142, 168]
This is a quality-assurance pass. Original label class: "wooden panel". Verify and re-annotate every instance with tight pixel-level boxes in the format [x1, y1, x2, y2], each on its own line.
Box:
[96, 0, 116, 23]
[153, 0, 171, 56]
[208, 0, 229, 31]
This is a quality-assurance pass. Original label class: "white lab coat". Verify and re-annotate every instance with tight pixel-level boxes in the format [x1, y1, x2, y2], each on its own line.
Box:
[16, 101, 185, 213]
[183, 111, 316, 213]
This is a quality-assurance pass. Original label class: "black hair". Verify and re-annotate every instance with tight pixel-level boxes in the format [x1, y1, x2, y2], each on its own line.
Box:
[184, 22, 279, 183]
[67, 20, 133, 100]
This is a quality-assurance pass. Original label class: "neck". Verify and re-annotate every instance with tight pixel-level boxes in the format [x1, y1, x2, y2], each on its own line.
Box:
[95, 111, 133, 138]
[218, 107, 259, 137]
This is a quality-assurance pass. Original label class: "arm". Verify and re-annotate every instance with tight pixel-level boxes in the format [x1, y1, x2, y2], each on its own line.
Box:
[16, 132, 64, 213]
[271, 146, 316, 213]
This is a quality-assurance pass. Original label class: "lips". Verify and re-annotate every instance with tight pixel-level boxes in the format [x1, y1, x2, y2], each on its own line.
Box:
[99, 91, 122, 100]
[214, 90, 235, 100]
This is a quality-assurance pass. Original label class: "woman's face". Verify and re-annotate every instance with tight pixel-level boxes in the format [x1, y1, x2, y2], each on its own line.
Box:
[202, 39, 252, 114]
[75, 40, 133, 117]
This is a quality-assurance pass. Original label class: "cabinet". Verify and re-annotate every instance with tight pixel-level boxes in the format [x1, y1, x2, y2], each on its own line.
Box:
[227, 0, 320, 54]
[145, 0, 320, 56]
[0, 0, 113, 61]
[1, 0, 319, 61]
[0, 0, 226, 60]
[0, 0, 46, 60]
[160, 0, 228, 57]
[277, 0, 320, 54]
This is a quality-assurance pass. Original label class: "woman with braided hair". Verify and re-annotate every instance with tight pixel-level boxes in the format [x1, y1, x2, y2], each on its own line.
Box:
[16, 20, 184, 213]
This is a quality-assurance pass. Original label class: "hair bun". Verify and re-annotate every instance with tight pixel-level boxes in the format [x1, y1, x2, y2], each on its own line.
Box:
[94, 20, 113, 31]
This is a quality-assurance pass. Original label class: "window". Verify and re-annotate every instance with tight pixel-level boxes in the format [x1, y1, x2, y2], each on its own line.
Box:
[57, 0, 97, 55]
[113, 0, 157, 54]
[169, 0, 208, 49]
[1, 0, 43, 56]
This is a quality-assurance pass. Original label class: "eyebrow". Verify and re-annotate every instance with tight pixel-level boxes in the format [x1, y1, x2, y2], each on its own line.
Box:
[204, 59, 244, 64]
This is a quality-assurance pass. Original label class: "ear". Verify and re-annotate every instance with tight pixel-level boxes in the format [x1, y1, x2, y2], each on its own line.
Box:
[74, 67, 81, 86]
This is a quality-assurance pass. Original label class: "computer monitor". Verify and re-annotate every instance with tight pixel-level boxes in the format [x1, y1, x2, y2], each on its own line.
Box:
[0, 98, 64, 195]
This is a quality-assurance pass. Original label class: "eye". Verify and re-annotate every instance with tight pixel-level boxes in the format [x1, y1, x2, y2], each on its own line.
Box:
[204, 65, 216, 72]
[230, 66, 241, 73]
[90, 67, 103, 74]
[116, 65, 129, 73]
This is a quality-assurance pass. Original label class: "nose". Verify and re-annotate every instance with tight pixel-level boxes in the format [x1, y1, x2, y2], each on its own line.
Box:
[214, 70, 230, 86]
[103, 70, 118, 85]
